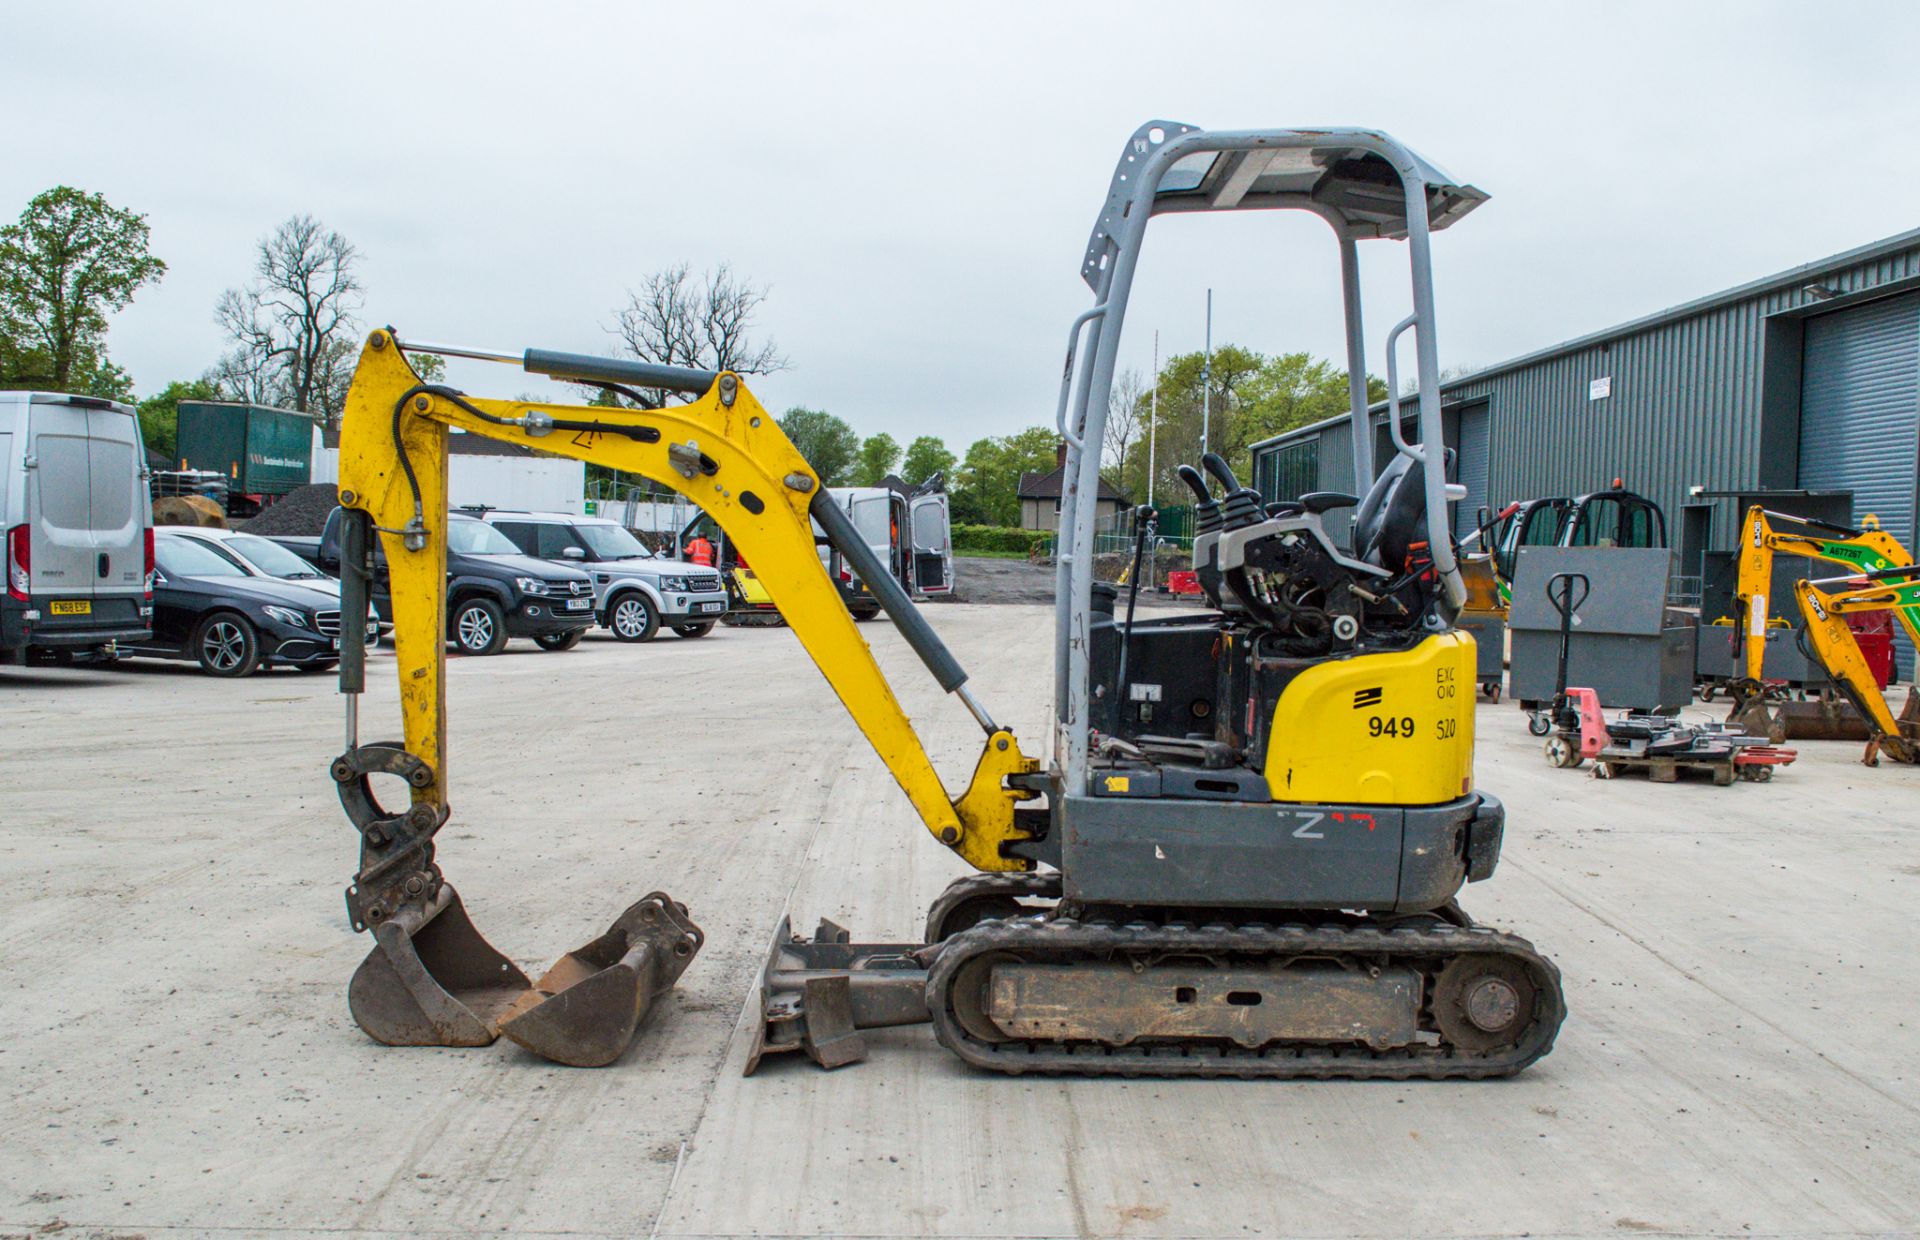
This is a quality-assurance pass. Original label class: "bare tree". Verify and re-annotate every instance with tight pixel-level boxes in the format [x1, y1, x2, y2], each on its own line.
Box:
[1103, 367, 1145, 497]
[215, 215, 363, 421]
[611, 262, 789, 404]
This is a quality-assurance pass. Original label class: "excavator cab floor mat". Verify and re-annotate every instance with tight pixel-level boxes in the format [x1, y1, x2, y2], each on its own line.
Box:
[349, 884, 531, 1047]
[497, 893, 705, 1067]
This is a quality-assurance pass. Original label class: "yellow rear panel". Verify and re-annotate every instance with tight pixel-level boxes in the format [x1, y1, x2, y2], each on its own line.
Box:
[1264, 633, 1475, 805]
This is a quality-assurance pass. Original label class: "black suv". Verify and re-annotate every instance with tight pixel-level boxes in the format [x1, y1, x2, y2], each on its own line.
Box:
[297, 507, 595, 655]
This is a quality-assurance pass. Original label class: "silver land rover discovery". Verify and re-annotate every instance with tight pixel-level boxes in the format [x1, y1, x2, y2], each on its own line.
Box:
[481, 510, 729, 642]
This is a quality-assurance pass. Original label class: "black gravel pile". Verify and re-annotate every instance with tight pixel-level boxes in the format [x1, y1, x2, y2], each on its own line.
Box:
[241, 483, 339, 536]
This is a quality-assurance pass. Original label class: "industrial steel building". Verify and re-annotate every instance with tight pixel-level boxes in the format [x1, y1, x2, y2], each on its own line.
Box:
[1250, 227, 1920, 588]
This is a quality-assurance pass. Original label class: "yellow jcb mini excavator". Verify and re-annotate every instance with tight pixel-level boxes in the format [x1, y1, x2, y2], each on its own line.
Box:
[327, 121, 1565, 1076]
[1725, 505, 1920, 761]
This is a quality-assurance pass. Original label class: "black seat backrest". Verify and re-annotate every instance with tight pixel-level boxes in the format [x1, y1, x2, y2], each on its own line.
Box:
[1357, 449, 1455, 570]
[1351, 454, 1412, 561]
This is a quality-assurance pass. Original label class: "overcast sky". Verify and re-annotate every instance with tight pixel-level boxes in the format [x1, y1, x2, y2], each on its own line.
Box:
[7, 1, 1919, 450]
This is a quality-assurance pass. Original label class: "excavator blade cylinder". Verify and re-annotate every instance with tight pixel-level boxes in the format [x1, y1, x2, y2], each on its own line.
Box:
[348, 885, 532, 1046]
[496, 893, 704, 1068]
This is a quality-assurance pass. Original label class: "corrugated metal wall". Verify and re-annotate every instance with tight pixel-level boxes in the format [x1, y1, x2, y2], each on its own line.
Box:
[1447, 245, 1920, 546]
[1253, 237, 1920, 554]
[1799, 290, 1920, 545]
[1454, 403, 1490, 539]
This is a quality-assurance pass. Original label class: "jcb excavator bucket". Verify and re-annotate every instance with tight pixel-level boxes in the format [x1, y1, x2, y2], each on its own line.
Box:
[496, 893, 705, 1067]
[1773, 695, 1870, 741]
[349, 884, 532, 1047]
[1726, 697, 1789, 744]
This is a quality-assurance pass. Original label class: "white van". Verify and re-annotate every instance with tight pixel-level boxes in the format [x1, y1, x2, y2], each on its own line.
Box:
[1, 392, 153, 662]
[816, 479, 953, 615]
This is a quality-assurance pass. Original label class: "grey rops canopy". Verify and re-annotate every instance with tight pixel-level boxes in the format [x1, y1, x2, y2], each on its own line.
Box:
[1080, 121, 1487, 290]
[1053, 121, 1487, 791]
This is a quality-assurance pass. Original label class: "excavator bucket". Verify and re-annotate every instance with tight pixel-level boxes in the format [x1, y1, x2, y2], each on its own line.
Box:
[1726, 696, 1789, 744]
[349, 885, 532, 1047]
[496, 893, 705, 1067]
[1772, 695, 1869, 741]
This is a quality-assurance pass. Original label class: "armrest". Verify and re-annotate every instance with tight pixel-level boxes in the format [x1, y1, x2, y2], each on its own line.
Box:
[1299, 491, 1360, 514]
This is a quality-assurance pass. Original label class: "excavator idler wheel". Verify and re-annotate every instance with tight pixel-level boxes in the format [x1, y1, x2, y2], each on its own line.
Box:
[496, 893, 705, 1068]
[946, 950, 1018, 1045]
[1431, 955, 1539, 1055]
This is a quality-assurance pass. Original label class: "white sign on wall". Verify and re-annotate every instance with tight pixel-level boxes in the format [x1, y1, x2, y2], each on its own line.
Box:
[1589, 375, 1612, 401]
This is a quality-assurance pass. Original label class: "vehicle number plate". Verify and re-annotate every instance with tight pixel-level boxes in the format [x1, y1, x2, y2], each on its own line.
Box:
[331, 638, 341, 651]
[698, 601, 726, 614]
[50, 600, 91, 616]
[565, 597, 591, 611]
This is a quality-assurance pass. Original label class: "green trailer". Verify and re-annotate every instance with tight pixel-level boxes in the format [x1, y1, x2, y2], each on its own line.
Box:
[175, 401, 315, 500]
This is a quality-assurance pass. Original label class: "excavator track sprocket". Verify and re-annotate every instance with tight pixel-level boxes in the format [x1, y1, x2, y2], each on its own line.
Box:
[925, 914, 1564, 1079]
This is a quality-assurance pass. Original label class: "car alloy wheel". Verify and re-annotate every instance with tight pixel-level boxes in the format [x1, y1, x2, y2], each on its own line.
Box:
[450, 598, 509, 655]
[459, 608, 494, 649]
[610, 594, 658, 642]
[196, 614, 260, 677]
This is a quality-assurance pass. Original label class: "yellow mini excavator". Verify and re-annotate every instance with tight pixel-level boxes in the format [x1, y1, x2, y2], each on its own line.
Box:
[1724, 505, 1920, 761]
[327, 121, 1565, 1076]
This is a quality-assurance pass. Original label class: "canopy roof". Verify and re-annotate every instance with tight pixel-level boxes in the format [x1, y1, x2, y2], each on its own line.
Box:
[1081, 122, 1487, 289]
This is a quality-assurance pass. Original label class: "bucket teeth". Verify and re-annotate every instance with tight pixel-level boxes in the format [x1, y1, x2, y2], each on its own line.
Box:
[496, 893, 706, 1067]
[348, 885, 532, 1047]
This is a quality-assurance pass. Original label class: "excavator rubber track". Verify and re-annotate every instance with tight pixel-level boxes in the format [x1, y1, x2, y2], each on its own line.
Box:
[925, 915, 1565, 1079]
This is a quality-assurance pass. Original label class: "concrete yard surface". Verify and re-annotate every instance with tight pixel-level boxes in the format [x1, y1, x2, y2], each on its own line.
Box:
[3, 604, 1919, 1239]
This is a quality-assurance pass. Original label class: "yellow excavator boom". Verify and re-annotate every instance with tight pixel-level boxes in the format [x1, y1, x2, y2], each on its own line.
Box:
[1793, 574, 1920, 765]
[325, 329, 1038, 1062]
[335, 329, 1035, 872]
[1731, 505, 1917, 686]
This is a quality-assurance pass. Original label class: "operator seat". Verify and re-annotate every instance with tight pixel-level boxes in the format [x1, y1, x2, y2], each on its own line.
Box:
[1353, 449, 1454, 571]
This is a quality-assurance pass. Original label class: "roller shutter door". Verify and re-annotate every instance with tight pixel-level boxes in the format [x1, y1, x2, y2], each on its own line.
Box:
[1453, 402, 1491, 540]
[1800, 291, 1920, 675]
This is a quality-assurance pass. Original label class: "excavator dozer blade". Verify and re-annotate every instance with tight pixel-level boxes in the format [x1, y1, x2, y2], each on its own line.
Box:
[496, 893, 705, 1068]
[349, 884, 532, 1047]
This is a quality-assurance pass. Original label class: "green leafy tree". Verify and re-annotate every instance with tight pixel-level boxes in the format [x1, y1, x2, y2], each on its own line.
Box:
[953, 426, 1060, 527]
[0, 187, 166, 391]
[136, 377, 221, 460]
[854, 432, 900, 486]
[1125, 346, 1383, 500]
[1239, 351, 1385, 447]
[778, 406, 860, 486]
[901, 435, 956, 488]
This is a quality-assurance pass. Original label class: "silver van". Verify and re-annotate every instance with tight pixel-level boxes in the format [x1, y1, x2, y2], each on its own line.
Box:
[481, 510, 729, 642]
[0, 391, 153, 662]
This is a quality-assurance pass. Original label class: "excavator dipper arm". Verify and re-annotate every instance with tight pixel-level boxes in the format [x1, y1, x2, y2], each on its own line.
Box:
[1731, 506, 1918, 688]
[327, 330, 1036, 1061]
[335, 329, 1034, 872]
[1794, 571, 1920, 765]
